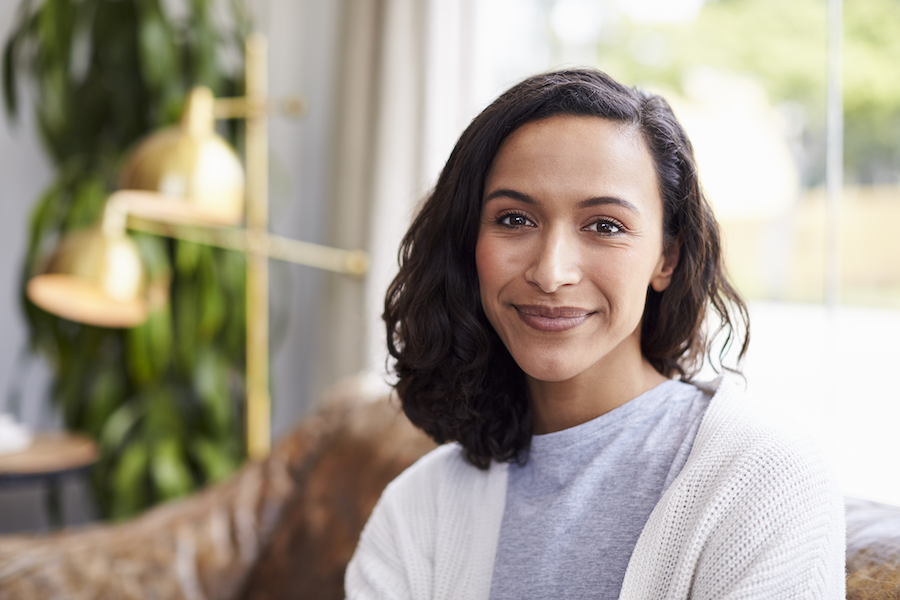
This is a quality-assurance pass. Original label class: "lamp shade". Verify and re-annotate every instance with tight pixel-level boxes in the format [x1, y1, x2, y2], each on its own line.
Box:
[26, 226, 148, 328]
[114, 87, 245, 226]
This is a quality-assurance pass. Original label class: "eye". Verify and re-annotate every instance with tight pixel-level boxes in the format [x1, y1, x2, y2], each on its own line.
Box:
[497, 212, 535, 228]
[584, 218, 624, 235]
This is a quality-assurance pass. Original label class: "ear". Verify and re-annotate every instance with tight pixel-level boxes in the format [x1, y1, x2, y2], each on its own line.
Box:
[650, 237, 681, 292]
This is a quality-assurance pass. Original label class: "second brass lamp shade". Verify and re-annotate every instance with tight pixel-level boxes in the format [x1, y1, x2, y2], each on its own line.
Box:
[26, 226, 148, 328]
[114, 87, 245, 226]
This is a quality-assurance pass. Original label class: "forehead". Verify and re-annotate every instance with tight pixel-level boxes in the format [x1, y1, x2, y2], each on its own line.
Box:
[483, 115, 662, 215]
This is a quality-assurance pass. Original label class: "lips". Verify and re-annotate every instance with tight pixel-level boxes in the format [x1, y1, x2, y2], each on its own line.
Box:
[514, 305, 593, 332]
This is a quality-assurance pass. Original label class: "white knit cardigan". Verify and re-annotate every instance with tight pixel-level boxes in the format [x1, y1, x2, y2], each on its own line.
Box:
[345, 377, 846, 599]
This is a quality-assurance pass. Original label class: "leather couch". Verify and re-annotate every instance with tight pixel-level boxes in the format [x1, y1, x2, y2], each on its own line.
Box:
[0, 383, 896, 599]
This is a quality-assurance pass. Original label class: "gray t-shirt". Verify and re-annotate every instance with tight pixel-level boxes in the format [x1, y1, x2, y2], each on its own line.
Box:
[489, 379, 710, 600]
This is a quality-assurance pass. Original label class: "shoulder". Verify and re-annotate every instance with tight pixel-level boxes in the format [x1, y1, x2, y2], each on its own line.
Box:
[689, 376, 837, 494]
[375, 442, 510, 534]
[380, 443, 500, 507]
[346, 444, 509, 599]
[622, 376, 845, 598]
[678, 376, 842, 524]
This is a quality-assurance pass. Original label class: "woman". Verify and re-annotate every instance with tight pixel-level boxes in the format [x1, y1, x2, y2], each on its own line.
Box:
[346, 70, 845, 599]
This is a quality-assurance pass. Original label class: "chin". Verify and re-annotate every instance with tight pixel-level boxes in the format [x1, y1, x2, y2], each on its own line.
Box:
[514, 355, 584, 383]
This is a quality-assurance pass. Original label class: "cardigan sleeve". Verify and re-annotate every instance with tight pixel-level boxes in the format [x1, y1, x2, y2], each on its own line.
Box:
[345, 444, 508, 600]
[620, 388, 846, 600]
[344, 487, 419, 600]
[688, 431, 846, 599]
[344, 447, 446, 600]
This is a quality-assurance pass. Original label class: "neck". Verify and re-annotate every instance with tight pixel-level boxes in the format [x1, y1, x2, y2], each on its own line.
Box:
[527, 355, 667, 434]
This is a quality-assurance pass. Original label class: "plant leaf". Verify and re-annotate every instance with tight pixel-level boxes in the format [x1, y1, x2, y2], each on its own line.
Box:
[144, 386, 185, 441]
[194, 346, 231, 436]
[84, 367, 125, 439]
[2, 29, 19, 119]
[100, 395, 143, 453]
[62, 174, 106, 231]
[150, 436, 193, 500]
[136, 0, 176, 92]
[191, 436, 238, 483]
[173, 280, 198, 375]
[175, 239, 201, 275]
[110, 440, 149, 520]
[196, 246, 225, 339]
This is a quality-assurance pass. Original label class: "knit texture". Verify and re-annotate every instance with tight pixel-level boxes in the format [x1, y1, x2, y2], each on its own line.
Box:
[345, 443, 508, 600]
[345, 377, 846, 599]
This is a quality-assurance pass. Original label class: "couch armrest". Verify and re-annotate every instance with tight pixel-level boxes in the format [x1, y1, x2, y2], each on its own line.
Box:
[845, 496, 900, 599]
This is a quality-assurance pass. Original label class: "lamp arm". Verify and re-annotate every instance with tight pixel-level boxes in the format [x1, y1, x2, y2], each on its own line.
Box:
[259, 232, 369, 276]
[101, 195, 130, 238]
[213, 96, 306, 120]
[125, 217, 369, 277]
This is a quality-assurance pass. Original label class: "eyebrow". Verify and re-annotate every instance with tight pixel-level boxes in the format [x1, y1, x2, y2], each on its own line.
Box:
[483, 188, 641, 214]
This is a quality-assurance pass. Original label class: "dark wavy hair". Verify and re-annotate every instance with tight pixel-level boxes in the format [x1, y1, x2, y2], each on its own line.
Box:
[384, 69, 749, 469]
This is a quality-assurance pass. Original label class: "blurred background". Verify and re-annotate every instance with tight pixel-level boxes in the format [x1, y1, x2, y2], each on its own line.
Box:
[1, 0, 898, 531]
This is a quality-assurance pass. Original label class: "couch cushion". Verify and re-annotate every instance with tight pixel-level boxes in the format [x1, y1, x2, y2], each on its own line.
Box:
[237, 395, 435, 600]
[845, 496, 900, 599]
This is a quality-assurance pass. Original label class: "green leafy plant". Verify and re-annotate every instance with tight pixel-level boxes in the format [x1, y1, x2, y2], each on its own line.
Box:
[3, 0, 252, 519]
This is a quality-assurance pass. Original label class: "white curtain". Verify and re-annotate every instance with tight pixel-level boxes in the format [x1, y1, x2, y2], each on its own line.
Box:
[320, 0, 478, 387]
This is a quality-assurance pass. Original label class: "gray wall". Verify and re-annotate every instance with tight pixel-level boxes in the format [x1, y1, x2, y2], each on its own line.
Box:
[0, 0, 344, 532]
[261, 0, 342, 434]
[0, 0, 60, 534]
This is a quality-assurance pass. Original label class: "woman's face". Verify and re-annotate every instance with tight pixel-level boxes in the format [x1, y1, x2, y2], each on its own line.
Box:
[476, 115, 679, 385]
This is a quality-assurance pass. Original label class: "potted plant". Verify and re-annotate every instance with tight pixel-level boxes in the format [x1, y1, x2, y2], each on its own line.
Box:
[3, 0, 252, 519]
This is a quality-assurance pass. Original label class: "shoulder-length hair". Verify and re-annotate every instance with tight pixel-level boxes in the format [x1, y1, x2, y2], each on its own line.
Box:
[384, 69, 749, 469]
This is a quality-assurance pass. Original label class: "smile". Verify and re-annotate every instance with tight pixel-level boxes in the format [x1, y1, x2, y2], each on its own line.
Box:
[514, 305, 593, 332]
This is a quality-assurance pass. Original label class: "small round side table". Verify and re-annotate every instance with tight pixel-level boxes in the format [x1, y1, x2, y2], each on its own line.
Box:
[0, 433, 98, 529]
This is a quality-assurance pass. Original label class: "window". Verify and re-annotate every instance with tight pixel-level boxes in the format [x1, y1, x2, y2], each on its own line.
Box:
[468, 0, 900, 505]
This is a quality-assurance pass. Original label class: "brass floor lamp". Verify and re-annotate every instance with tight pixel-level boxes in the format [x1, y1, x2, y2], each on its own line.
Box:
[26, 34, 368, 460]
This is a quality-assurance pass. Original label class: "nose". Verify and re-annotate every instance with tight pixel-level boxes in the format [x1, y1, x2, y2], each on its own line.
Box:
[525, 227, 582, 293]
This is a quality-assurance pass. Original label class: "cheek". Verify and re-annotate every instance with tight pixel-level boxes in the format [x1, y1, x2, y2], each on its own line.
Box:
[474, 236, 501, 293]
[587, 251, 658, 310]
[474, 235, 518, 326]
